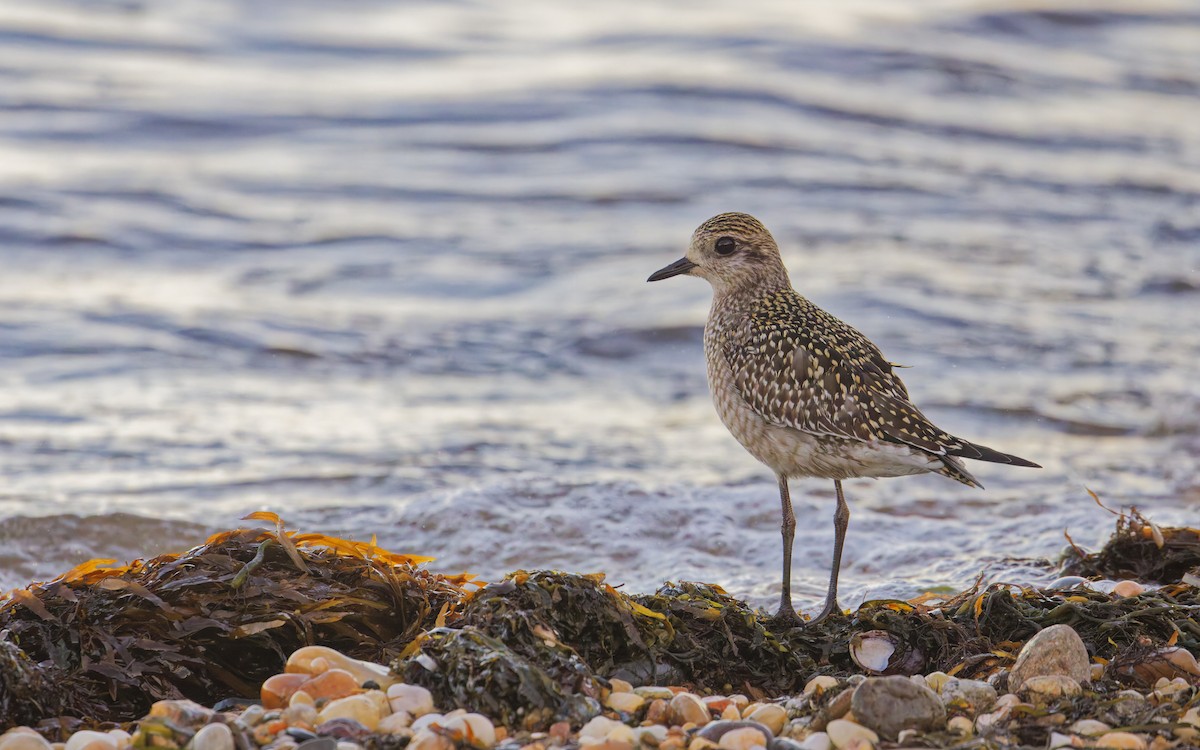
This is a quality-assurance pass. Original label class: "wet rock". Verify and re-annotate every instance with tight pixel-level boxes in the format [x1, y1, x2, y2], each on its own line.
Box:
[697, 721, 774, 743]
[849, 676, 945, 740]
[940, 677, 997, 715]
[190, 724, 234, 750]
[1019, 675, 1082, 701]
[1008, 625, 1091, 693]
[824, 720, 877, 749]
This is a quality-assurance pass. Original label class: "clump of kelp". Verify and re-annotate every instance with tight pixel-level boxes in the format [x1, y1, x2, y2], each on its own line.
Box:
[0, 513, 467, 729]
[3, 507, 1200, 732]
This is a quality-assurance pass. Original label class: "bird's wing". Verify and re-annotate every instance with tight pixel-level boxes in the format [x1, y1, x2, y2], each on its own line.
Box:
[724, 293, 963, 456]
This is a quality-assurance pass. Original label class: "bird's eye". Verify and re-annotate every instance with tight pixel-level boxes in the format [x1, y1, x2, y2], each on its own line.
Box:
[715, 237, 736, 256]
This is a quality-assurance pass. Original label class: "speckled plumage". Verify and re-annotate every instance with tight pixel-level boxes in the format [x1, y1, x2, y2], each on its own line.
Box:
[648, 211, 1039, 626]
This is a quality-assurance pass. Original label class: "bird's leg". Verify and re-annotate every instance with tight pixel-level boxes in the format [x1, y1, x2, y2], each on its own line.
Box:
[810, 479, 849, 625]
[769, 474, 805, 627]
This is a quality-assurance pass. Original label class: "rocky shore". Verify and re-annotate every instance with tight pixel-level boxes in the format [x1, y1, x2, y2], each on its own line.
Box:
[2, 510, 1199, 750]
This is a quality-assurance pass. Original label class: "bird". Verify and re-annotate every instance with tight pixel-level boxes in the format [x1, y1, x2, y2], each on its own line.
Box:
[647, 212, 1040, 627]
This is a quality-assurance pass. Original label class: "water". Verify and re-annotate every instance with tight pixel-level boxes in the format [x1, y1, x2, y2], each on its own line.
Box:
[1, 0, 1198, 613]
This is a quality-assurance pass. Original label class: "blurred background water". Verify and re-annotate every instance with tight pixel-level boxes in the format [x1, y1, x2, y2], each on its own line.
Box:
[1, 0, 1198, 613]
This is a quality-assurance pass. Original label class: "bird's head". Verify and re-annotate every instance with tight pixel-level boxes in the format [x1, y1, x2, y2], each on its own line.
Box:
[647, 212, 789, 294]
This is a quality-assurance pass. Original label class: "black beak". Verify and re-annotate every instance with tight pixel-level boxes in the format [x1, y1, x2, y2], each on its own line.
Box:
[647, 257, 697, 282]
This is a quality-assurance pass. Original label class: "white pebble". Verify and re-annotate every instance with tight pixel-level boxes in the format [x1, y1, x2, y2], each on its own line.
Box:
[441, 714, 496, 749]
[64, 732, 116, 750]
[104, 732, 130, 750]
[1069, 719, 1110, 737]
[190, 724, 233, 750]
[1048, 732, 1080, 749]
[581, 716, 626, 740]
[825, 720, 878, 749]
[286, 646, 396, 687]
[0, 731, 53, 750]
[799, 733, 831, 750]
[387, 683, 435, 718]
[412, 713, 444, 732]
[717, 727, 768, 750]
[1177, 706, 1200, 740]
[378, 712, 414, 735]
[408, 729, 453, 750]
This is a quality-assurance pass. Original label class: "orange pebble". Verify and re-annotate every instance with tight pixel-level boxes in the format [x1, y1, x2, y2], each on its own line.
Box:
[262, 673, 310, 709]
[299, 669, 361, 702]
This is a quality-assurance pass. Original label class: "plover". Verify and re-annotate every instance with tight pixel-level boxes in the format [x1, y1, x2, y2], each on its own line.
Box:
[648, 212, 1040, 626]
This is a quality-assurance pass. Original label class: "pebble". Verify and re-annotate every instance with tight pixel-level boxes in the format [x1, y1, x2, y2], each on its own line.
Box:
[105, 732, 130, 750]
[1177, 706, 1200, 740]
[946, 716, 973, 736]
[1112, 580, 1144, 597]
[1070, 719, 1111, 737]
[581, 717, 626, 740]
[824, 720, 877, 749]
[408, 730, 453, 750]
[1048, 732, 1080, 749]
[716, 728, 768, 750]
[697, 721, 775, 743]
[605, 691, 645, 714]
[635, 686, 676, 701]
[441, 713, 497, 748]
[377, 712, 414, 735]
[388, 683, 435, 717]
[190, 724, 234, 750]
[797, 734, 830, 750]
[669, 692, 710, 727]
[849, 676, 945, 740]
[299, 669, 361, 703]
[1019, 675, 1083, 701]
[803, 677, 839, 697]
[1095, 732, 1148, 750]
[286, 647, 397, 688]
[745, 705, 786, 736]
[923, 672, 950, 693]
[263, 673, 313, 709]
[939, 677, 997, 714]
[64, 732, 116, 750]
[0, 732, 53, 750]
[316, 694, 382, 731]
[609, 678, 634, 693]
[1007, 625, 1092, 692]
[646, 699, 670, 724]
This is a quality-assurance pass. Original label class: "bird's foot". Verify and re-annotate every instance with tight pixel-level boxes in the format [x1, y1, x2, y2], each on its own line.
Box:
[807, 600, 846, 626]
[767, 605, 807, 629]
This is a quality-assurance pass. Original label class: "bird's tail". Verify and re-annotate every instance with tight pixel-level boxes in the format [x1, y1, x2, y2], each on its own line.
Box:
[949, 439, 1041, 469]
[938, 455, 983, 489]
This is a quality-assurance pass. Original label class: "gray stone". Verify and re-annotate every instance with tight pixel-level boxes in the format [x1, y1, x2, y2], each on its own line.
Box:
[940, 677, 998, 715]
[849, 675, 947, 741]
[696, 721, 775, 742]
[1008, 625, 1091, 693]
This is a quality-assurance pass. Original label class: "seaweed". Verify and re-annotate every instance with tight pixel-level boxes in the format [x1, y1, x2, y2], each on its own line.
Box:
[1061, 507, 1200, 584]
[0, 516, 468, 727]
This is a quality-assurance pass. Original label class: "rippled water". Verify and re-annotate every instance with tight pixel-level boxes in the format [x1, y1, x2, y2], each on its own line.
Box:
[2, 0, 1199, 613]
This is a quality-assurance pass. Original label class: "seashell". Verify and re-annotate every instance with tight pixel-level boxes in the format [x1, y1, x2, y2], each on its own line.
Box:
[1121, 647, 1200, 686]
[316, 695, 381, 732]
[387, 684, 435, 718]
[263, 674, 312, 710]
[285, 647, 396, 688]
[849, 632, 895, 674]
[190, 724, 233, 750]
